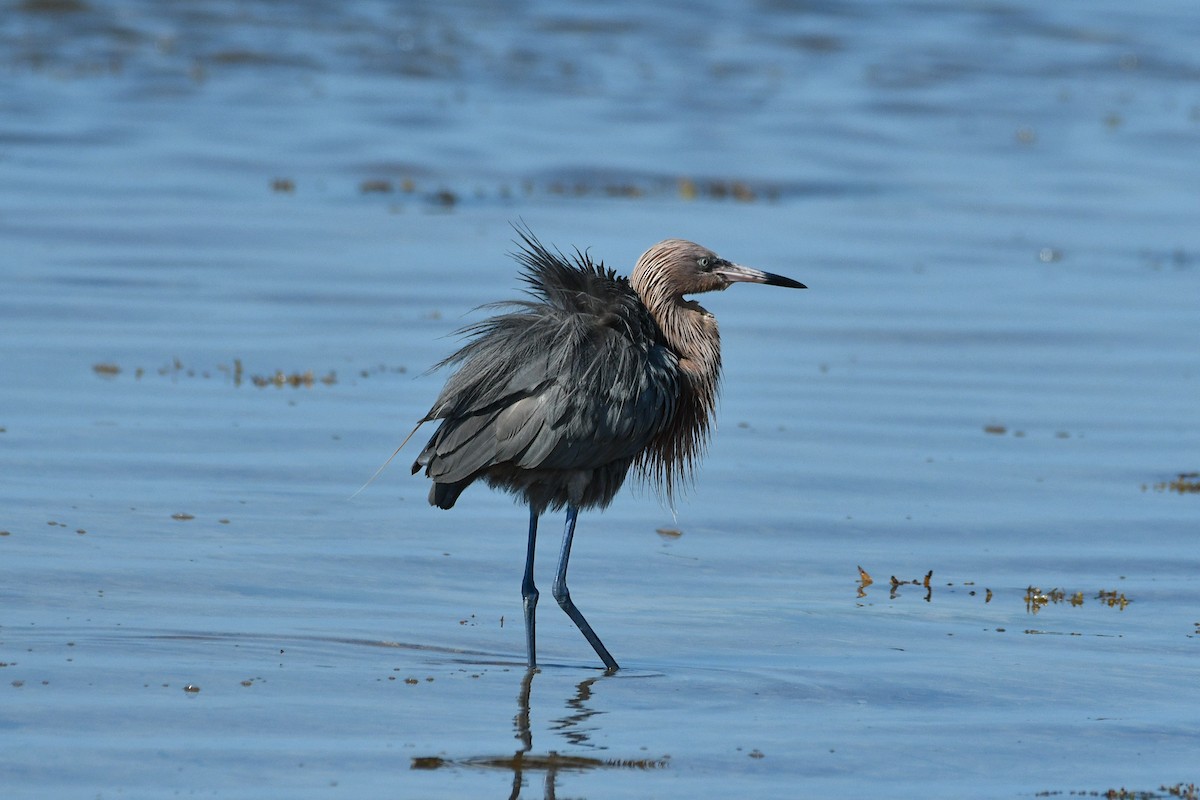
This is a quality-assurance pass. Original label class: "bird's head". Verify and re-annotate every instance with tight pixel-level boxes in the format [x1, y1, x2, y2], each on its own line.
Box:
[631, 239, 806, 303]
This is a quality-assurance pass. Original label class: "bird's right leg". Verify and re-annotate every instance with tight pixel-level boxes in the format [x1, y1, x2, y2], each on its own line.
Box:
[521, 506, 540, 669]
[552, 506, 619, 671]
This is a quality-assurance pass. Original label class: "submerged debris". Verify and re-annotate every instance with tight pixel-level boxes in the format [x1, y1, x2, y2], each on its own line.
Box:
[249, 369, 337, 388]
[889, 570, 933, 601]
[1146, 472, 1200, 494]
[351, 173, 786, 211]
[1096, 589, 1131, 610]
[1036, 784, 1198, 800]
[1025, 586, 1129, 614]
[855, 570, 1135, 618]
[90, 358, 348, 389]
[360, 179, 394, 194]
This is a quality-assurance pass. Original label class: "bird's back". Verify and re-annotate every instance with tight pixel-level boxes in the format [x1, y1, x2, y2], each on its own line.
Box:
[413, 233, 681, 513]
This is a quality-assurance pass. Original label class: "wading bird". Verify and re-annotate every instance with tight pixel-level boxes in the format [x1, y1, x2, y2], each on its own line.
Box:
[409, 227, 805, 670]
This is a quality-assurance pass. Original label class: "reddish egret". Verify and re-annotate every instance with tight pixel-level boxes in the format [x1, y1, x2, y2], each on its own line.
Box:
[409, 227, 805, 670]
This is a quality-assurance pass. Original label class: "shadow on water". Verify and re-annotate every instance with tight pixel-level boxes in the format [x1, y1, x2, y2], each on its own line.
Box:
[411, 669, 668, 799]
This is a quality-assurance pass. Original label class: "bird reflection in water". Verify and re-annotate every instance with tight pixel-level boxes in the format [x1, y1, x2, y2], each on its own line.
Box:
[410, 669, 668, 798]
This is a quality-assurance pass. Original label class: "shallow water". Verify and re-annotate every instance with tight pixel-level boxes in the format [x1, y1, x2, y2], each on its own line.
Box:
[3, 1, 1199, 798]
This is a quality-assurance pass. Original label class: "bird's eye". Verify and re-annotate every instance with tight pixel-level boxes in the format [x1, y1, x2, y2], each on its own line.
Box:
[698, 257, 711, 270]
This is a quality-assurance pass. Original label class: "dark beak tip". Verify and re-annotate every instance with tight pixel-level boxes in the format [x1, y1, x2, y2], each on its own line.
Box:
[766, 275, 807, 290]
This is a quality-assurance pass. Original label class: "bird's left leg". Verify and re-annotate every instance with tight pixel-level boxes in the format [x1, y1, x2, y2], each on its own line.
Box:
[552, 505, 619, 671]
[522, 506, 540, 669]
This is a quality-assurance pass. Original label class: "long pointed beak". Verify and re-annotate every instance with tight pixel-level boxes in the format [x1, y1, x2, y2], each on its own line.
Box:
[715, 262, 807, 289]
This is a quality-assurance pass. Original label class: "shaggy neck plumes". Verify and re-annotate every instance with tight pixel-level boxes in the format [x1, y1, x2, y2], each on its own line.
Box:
[630, 245, 722, 391]
[630, 245, 723, 502]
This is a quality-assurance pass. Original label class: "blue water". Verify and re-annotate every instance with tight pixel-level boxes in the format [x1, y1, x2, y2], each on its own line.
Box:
[3, 1, 1199, 798]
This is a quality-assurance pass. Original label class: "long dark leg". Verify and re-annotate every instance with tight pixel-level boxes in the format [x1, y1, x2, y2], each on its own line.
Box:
[551, 506, 619, 671]
[521, 506, 540, 669]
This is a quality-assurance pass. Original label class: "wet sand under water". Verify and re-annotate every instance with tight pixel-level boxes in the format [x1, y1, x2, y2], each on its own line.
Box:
[2, 1, 1199, 798]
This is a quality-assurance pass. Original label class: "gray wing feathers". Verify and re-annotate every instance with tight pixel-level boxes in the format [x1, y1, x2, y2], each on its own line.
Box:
[415, 308, 676, 485]
[412, 231, 681, 506]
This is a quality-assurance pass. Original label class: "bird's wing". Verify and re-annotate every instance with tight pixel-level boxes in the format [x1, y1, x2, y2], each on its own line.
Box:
[415, 294, 678, 484]
[503, 339, 678, 472]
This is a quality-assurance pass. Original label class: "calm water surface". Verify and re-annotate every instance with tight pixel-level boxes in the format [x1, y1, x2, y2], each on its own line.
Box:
[2, 1, 1198, 798]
